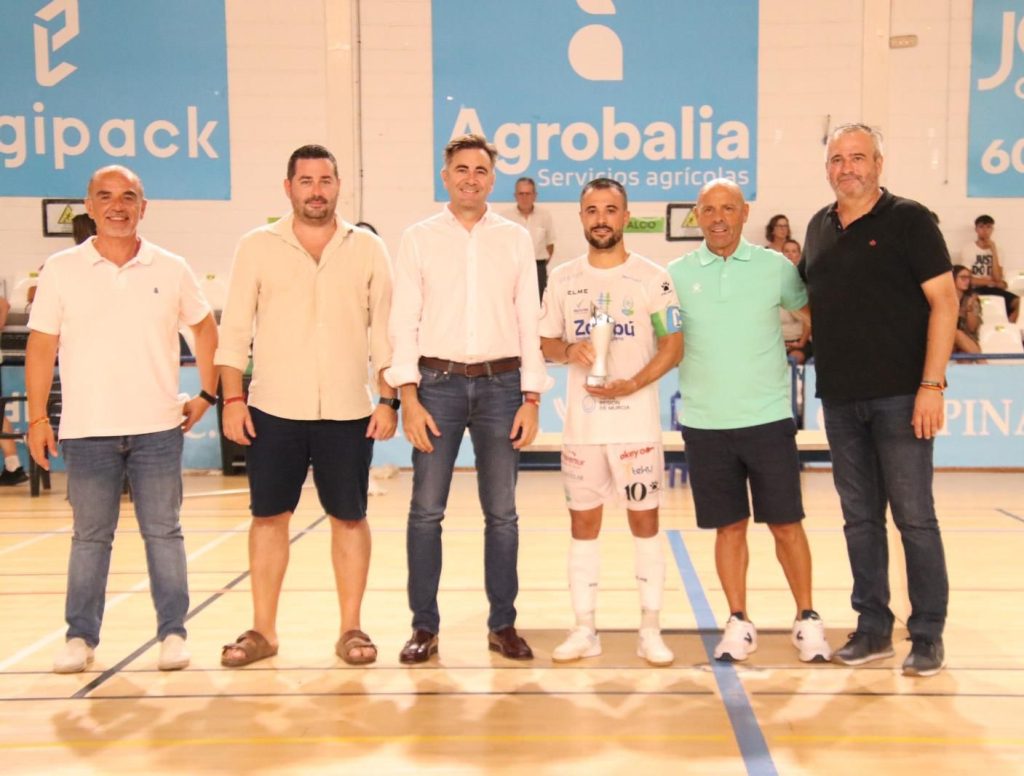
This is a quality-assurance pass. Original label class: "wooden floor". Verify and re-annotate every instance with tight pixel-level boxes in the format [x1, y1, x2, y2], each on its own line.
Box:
[1, 466, 1022, 775]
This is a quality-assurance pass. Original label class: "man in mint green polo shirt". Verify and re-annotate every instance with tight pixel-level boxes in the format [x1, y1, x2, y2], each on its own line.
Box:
[667, 179, 831, 665]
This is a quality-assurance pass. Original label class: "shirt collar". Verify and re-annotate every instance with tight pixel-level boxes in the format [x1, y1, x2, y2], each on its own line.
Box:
[697, 236, 752, 266]
[268, 211, 353, 254]
[85, 236, 153, 266]
[826, 187, 893, 230]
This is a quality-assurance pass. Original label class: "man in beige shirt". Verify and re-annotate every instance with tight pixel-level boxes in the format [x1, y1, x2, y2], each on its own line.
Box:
[217, 145, 397, 667]
[504, 177, 556, 300]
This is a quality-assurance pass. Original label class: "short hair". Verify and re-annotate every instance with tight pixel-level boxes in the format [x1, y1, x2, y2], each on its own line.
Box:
[579, 177, 628, 208]
[783, 238, 802, 251]
[443, 134, 498, 167]
[71, 213, 97, 245]
[765, 214, 790, 242]
[975, 214, 994, 227]
[514, 177, 536, 191]
[287, 144, 338, 180]
[826, 123, 884, 160]
[696, 177, 745, 205]
[951, 264, 972, 277]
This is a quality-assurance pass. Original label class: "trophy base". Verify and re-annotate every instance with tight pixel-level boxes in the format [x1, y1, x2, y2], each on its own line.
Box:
[585, 375, 607, 387]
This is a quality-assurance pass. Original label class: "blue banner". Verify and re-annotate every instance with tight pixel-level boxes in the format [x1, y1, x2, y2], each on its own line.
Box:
[432, 1, 758, 202]
[0, 0, 230, 199]
[803, 363, 1024, 467]
[967, 0, 1024, 197]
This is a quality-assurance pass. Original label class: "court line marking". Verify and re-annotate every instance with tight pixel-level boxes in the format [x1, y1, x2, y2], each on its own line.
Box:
[667, 529, 778, 776]
[0, 524, 71, 556]
[996, 508, 1024, 524]
[71, 513, 328, 699]
[0, 731, 1020, 752]
[0, 516, 252, 673]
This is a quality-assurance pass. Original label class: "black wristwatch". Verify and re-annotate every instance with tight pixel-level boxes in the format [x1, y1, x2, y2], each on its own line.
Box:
[199, 389, 218, 406]
[379, 397, 401, 410]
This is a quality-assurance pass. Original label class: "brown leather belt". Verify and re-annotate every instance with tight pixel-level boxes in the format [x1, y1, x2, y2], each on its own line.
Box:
[418, 356, 521, 378]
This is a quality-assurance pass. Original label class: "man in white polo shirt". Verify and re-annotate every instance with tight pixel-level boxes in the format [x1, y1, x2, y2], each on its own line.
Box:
[539, 178, 682, 666]
[26, 165, 218, 674]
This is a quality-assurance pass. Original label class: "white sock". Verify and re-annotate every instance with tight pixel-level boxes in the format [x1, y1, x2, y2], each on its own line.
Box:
[634, 534, 665, 629]
[5, 455, 20, 472]
[568, 538, 600, 630]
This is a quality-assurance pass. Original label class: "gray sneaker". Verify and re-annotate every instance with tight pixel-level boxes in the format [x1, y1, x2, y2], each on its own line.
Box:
[902, 638, 945, 677]
[833, 631, 894, 666]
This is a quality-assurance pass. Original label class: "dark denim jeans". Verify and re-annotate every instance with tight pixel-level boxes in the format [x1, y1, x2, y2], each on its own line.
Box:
[62, 428, 188, 647]
[407, 366, 523, 634]
[822, 394, 948, 641]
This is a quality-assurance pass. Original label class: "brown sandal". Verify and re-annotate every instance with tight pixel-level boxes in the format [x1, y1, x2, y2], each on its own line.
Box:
[221, 629, 278, 668]
[336, 629, 378, 665]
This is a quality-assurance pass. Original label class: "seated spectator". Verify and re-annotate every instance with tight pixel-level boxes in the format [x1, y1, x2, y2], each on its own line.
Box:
[765, 213, 791, 253]
[0, 297, 28, 485]
[951, 264, 982, 356]
[960, 215, 1019, 322]
[780, 239, 812, 364]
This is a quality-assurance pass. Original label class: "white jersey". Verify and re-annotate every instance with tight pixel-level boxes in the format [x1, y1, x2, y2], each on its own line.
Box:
[540, 253, 680, 444]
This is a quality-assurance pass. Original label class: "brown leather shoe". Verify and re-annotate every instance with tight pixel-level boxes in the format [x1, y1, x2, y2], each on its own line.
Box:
[488, 626, 534, 660]
[399, 629, 438, 664]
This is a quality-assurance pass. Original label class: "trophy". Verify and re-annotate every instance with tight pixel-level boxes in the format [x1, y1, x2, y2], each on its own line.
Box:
[586, 302, 615, 387]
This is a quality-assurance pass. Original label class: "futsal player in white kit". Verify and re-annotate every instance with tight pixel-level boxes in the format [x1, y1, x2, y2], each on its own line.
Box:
[539, 178, 683, 665]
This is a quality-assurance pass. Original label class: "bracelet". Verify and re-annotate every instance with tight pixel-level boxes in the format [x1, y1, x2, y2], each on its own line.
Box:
[198, 389, 217, 405]
[29, 416, 50, 428]
[919, 381, 944, 392]
[223, 396, 246, 406]
[523, 396, 540, 407]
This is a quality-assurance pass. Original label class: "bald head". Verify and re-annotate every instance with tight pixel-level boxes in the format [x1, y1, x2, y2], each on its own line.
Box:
[87, 165, 145, 198]
[695, 178, 749, 258]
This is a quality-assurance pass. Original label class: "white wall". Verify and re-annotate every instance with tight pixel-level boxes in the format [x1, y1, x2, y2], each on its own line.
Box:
[2, 0, 1021, 307]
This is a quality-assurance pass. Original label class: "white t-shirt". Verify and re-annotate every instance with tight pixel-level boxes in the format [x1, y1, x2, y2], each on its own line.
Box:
[29, 238, 210, 439]
[539, 253, 680, 444]
[960, 242, 995, 280]
[503, 206, 556, 260]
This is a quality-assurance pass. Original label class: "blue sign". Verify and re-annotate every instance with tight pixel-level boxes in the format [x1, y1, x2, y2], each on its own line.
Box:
[432, 1, 758, 202]
[968, 0, 1024, 197]
[803, 363, 1024, 467]
[0, 0, 230, 199]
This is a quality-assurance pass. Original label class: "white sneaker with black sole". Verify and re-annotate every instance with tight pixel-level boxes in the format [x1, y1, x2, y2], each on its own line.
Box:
[714, 615, 757, 662]
[792, 610, 832, 663]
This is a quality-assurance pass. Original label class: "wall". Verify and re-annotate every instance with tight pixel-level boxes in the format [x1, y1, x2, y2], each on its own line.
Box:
[1, 0, 1021, 304]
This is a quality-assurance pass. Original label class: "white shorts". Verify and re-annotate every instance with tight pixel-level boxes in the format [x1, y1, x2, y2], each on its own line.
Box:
[561, 442, 663, 511]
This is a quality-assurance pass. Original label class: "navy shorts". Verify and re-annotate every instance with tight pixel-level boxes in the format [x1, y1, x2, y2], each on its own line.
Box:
[681, 418, 804, 529]
[246, 407, 373, 521]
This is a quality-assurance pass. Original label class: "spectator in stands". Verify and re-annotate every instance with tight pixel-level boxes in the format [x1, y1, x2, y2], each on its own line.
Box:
[765, 214, 791, 253]
[952, 264, 981, 356]
[0, 296, 28, 485]
[780, 239, 812, 364]
[960, 215, 1019, 322]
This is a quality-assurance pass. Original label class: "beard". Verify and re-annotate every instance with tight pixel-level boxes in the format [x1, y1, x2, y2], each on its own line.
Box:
[585, 227, 623, 250]
[300, 197, 335, 222]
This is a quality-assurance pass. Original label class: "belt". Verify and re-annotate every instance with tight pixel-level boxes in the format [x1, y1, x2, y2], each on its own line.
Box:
[418, 356, 521, 377]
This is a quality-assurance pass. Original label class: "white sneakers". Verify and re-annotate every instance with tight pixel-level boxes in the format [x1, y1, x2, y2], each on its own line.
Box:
[791, 611, 832, 663]
[54, 635, 191, 673]
[552, 626, 674, 666]
[637, 628, 674, 666]
[714, 615, 758, 662]
[53, 637, 95, 674]
[552, 627, 602, 662]
[158, 634, 191, 671]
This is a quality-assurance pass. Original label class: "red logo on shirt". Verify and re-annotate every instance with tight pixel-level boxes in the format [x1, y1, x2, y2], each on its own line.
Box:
[868, 239, 877, 247]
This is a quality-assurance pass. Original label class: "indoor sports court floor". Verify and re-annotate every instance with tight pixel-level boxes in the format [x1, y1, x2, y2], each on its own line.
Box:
[1, 467, 1022, 775]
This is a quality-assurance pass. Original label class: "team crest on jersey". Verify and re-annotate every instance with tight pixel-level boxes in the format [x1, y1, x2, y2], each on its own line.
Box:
[621, 296, 635, 316]
[692, 282, 702, 293]
[595, 291, 612, 313]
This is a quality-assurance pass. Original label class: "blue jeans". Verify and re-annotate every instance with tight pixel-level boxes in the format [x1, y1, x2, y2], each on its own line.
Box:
[62, 428, 188, 647]
[822, 395, 948, 642]
[407, 366, 523, 634]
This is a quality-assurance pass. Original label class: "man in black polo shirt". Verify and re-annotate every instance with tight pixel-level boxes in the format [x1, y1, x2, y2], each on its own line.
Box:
[801, 123, 958, 677]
